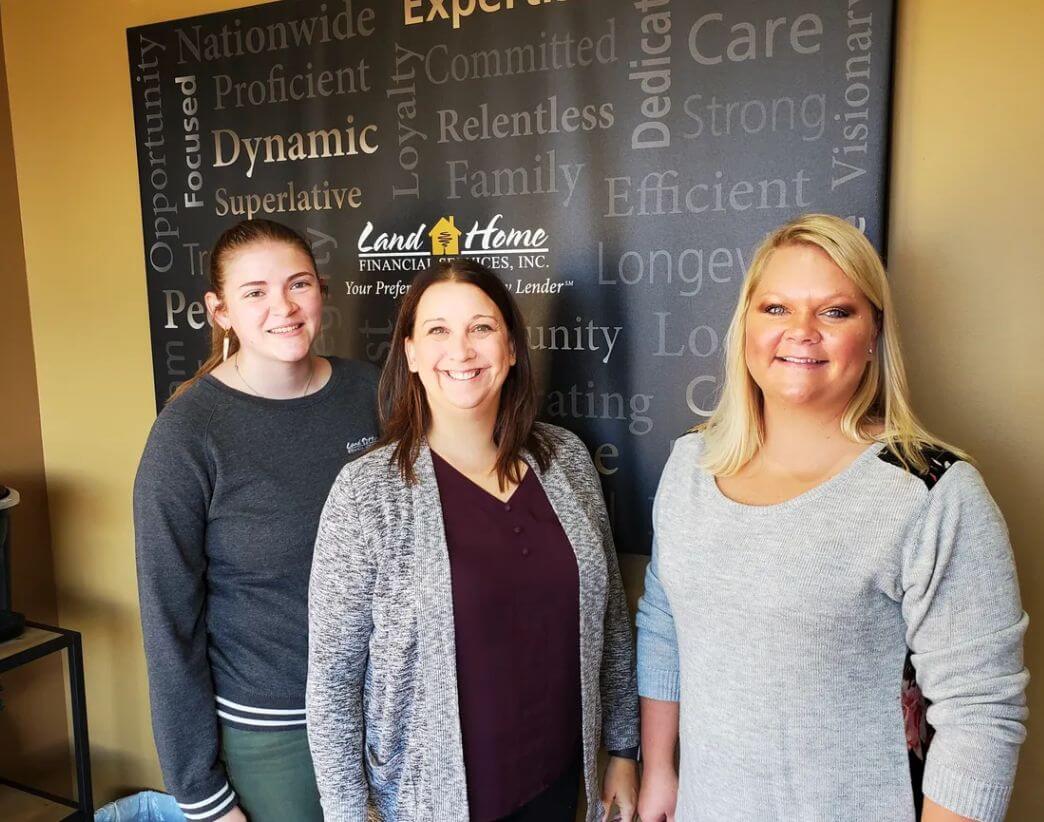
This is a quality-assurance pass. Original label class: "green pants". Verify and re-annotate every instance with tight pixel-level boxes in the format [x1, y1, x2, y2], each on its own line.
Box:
[220, 725, 323, 822]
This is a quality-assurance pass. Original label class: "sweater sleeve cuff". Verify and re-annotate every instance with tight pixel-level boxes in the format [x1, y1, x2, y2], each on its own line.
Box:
[176, 781, 237, 821]
[637, 668, 680, 702]
[922, 759, 1013, 822]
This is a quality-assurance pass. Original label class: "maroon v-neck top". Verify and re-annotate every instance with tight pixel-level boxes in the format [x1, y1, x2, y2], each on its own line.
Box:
[431, 451, 582, 822]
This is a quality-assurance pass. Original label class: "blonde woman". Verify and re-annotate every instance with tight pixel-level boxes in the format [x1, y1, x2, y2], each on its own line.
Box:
[636, 214, 1028, 822]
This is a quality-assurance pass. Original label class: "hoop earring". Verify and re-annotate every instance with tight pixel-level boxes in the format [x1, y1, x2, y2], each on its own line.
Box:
[222, 330, 231, 362]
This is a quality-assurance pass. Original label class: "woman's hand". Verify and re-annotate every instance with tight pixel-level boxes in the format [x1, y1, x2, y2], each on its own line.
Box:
[638, 697, 679, 821]
[601, 756, 639, 822]
[637, 763, 677, 822]
[921, 798, 975, 822]
[215, 806, 247, 822]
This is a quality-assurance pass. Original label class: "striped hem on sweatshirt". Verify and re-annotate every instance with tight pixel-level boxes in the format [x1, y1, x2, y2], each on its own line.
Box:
[215, 695, 308, 728]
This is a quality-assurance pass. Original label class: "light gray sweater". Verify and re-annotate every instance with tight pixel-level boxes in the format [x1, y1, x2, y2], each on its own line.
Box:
[307, 423, 639, 821]
[637, 433, 1028, 822]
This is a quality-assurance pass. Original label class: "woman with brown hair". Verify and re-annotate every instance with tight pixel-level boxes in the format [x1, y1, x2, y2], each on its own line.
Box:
[134, 219, 380, 822]
[306, 259, 640, 821]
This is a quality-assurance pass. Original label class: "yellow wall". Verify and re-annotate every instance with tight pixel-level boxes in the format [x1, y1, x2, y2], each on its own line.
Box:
[1, 0, 1040, 815]
[0, 11, 71, 797]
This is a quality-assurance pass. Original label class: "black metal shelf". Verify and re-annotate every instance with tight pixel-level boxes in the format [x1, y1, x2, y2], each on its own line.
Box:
[0, 621, 93, 820]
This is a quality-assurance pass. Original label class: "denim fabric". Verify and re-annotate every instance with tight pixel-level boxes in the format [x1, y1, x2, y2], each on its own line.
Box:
[94, 791, 182, 821]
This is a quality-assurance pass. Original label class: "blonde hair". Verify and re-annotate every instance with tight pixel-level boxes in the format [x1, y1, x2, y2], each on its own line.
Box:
[699, 213, 965, 476]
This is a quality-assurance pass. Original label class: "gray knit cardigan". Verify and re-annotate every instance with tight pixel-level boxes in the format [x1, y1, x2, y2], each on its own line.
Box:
[307, 423, 639, 821]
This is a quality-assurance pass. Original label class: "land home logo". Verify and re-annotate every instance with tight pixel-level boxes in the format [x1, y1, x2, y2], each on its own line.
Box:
[356, 213, 550, 272]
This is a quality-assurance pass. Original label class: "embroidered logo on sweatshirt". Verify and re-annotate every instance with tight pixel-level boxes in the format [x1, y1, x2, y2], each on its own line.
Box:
[347, 435, 377, 454]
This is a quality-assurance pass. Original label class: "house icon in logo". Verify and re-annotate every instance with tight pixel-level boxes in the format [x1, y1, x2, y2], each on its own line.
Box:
[429, 216, 462, 256]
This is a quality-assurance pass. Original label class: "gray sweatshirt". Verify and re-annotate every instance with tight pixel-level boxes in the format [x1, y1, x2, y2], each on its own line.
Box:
[637, 433, 1028, 822]
[134, 357, 379, 822]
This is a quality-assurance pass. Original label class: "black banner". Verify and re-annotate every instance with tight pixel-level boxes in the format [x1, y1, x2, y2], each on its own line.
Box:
[128, 0, 894, 554]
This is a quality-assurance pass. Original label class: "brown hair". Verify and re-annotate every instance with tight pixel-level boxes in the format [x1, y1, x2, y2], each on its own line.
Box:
[167, 219, 319, 403]
[377, 258, 555, 487]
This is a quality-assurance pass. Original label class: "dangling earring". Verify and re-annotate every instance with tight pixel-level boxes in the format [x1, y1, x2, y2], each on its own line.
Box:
[222, 330, 231, 362]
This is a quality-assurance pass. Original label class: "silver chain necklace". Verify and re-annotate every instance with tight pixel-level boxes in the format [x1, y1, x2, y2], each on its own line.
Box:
[235, 352, 315, 399]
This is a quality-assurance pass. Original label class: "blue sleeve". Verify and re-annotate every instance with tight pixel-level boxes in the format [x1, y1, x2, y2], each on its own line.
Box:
[636, 534, 680, 702]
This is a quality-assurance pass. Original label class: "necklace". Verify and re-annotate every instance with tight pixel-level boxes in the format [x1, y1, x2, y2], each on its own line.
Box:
[234, 353, 315, 399]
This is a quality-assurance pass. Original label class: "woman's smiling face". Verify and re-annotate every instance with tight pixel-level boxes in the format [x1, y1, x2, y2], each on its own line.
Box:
[405, 280, 516, 421]
[207, 241, 322, 365]
[744, 243, 879, 412]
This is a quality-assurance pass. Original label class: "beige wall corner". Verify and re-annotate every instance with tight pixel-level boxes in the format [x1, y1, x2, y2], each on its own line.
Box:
[888, 2, 1044, 819]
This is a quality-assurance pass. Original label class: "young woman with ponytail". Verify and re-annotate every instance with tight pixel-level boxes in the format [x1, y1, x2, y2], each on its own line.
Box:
[133, 219, 380, 822]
